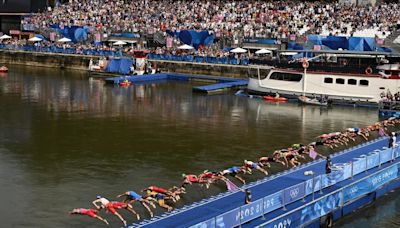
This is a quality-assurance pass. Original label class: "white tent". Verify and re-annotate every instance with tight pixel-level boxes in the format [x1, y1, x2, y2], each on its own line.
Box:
[178, 44, 194, 50]
[0, 34, 12, 40]
[230, 47, 247, 53]
[57, 37, 72, 43]
[255, 48, 272, 54]
[280, 52, 298, 56]
[28, 37, 43, 42]
[113, 41, 127, 45]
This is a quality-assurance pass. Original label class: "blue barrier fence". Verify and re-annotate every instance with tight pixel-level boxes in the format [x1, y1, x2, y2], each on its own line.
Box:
[0, 44, 123, 57]
[187, 145, 400, 228]
[260, 162, 399, 228]
[147, 53, 249, 66]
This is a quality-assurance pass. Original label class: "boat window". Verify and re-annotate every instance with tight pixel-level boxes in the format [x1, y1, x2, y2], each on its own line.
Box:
[248, 68, 270, 79]
[324, 77, 333, 83]
[359, 80, 369, 86]
[269, 72, 302, 82]
[336, 78, 345, 84]
[348, 79, 357, 85]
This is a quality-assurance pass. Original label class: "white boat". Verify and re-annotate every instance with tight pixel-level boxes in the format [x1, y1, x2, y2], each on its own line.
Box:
[248, 51, 400, 104]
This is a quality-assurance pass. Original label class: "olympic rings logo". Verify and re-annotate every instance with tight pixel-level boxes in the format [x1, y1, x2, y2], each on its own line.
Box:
[289, 188, 300, 198]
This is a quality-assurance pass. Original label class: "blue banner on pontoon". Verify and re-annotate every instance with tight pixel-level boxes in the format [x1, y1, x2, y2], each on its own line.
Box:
[343, 165, 398, 202]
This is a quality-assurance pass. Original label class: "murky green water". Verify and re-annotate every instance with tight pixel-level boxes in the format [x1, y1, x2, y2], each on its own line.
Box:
[0, 66, 397, 227]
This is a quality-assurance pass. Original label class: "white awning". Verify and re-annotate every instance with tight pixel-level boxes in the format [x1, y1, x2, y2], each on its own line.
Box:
[28, 37, 42, 42]
[230, 47, 247, 53]
[0, 34, 12, 40]
[178, 44, 194, 50]
[57, 37, 72, 43]
[113, 41, 127, 45]
[255, 48, 273, 54]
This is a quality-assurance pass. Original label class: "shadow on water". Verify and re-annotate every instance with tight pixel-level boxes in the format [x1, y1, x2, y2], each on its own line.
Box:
[0, 65, 397, 227]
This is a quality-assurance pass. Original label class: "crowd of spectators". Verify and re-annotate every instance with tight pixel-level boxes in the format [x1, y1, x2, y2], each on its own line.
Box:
[22, 0, 400, 41]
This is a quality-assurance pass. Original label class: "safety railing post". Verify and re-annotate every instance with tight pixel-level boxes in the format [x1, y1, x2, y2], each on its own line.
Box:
[282, 190, 287, 211]
[351, 161, 354, 179]
[239, 205, 242, 228]
[379, 150, 381, 168]
[319, 175, 323, 194]
[261, 197, 266, 220]
[341, 189, 344, 208]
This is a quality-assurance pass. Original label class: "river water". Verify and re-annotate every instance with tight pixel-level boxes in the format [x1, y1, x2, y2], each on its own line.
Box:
[0, 65, 398, 227]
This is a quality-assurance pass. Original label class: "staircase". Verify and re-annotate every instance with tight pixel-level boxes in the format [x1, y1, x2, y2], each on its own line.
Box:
[383, 30, 400, 53]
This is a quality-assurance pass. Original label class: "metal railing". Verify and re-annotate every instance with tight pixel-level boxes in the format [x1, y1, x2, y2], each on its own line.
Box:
[130, 137, 400, 227]
[256, 160, 400, 228]
[185, 144, 400, 228]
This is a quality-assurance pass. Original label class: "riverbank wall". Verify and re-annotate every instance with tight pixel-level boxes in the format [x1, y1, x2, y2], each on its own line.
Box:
[148, 59, 261, 79]
[0, 50, 266, 78]
[0, 49, 100, 71]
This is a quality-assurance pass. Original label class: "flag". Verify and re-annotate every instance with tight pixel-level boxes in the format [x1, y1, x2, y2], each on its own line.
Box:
[309, 149, 318, 160]
[376, 38, 384, 45]
[225, 179, 239, 192]
[95, 33, 101, 42]
[166, 37, 173, 48]
[49, 32, 55, 41]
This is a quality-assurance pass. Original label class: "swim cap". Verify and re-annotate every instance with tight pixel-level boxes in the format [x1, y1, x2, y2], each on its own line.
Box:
[182, 173, 186, 178]
[96, 195, 102, 199]
[392, 132, 396, 136]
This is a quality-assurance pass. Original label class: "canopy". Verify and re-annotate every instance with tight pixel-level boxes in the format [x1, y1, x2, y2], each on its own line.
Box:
[230, 47, 247, 53]
[28, 37, 43, 42]
[57, 37, 72, 42]
[0, 34, 12, 40]
[113, 41, 127, 45]
[280, 52, 298, 56]
[255, 48, 272, 54]
[178, 44, 194, 50]
[377, 63, 400, 71]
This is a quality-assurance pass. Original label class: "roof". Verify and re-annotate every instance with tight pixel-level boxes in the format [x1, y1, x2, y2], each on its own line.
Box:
[277, 49, 400, 56]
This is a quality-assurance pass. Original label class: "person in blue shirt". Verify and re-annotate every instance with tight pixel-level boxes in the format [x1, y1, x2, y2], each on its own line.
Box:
[117, 191, 155, 217]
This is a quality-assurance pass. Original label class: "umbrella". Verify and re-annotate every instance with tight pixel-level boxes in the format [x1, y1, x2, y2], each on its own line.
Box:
[230, 47, 247, 53]
[178, 44, 194, 50]
[113, 41, 127, 45]
[28, 37, 43, 42]
[0, 34, 12, 40]
[57, 37, 72, 43]
[255, 48, 272, 54]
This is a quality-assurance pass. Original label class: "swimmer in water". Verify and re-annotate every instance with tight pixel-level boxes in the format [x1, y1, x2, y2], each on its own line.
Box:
[242, 160, 268, 175]
[92, 196, 139, 226]
[142, 186, 179, 202]
[219, 166, 246, 184]
[69, 208, 109, 225]
[259, 154, 286, 166]
[117, 191, 155, 217]
[198, 170, 221, 188]
[144, 190, 173, 212]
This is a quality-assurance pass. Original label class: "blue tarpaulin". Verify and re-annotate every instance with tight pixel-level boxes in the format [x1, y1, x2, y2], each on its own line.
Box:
[307, 35, 379, 51]
[105, 58, 133, 75]
[50, 25, 89, 43]
[167, 30, 214, 49]
[111, 33, 140, 38]
[288, 42, 304, 50]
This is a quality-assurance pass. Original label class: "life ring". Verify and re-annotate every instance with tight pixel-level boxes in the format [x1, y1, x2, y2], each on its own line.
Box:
[365, 67, 373, 75]
[302, 59, 309, 69]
